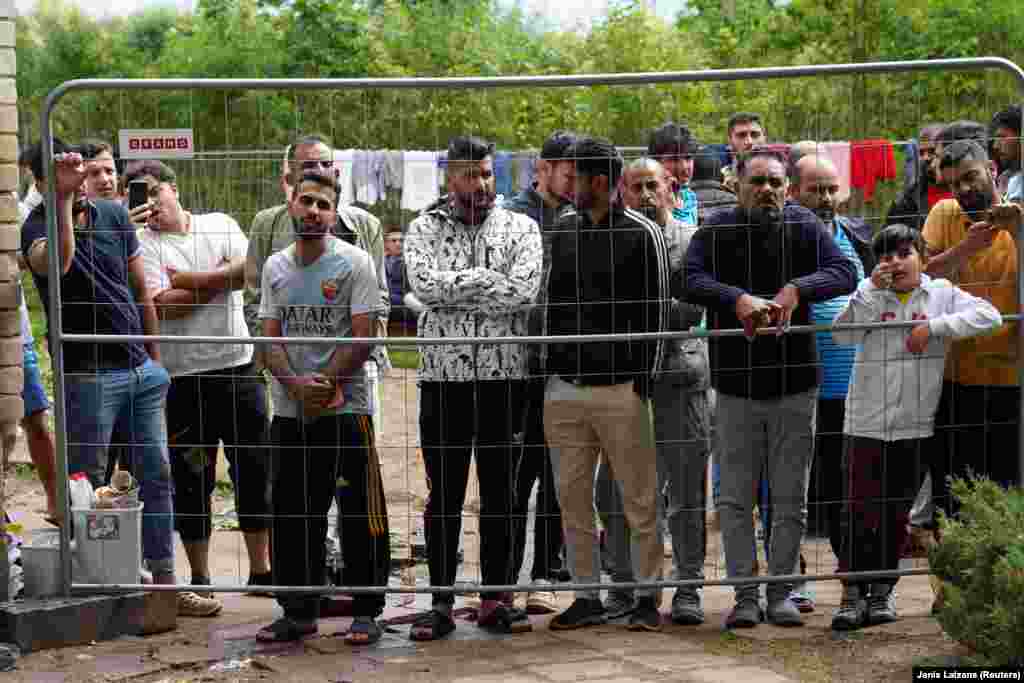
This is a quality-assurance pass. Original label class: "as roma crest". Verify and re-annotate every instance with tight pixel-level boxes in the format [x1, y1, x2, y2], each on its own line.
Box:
[321, 279, 340, 302]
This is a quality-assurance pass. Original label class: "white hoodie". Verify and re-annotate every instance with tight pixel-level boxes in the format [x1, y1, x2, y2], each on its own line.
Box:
[834, 274, 1002, 442]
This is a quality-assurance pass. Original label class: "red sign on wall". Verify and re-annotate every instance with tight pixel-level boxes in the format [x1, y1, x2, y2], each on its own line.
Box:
[118, 129, 195, 159]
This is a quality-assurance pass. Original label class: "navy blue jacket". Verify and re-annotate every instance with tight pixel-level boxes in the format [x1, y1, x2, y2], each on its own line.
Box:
[682, 203, 857, 399]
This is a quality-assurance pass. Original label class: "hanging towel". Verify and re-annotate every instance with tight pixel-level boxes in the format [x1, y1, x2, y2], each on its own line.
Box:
[352, 150, 371, 205]
[332, 149, 355, 205]
[493, 151, 514, 198]
[401, 151, 440, 211]
[517, 153, 536, 191]
[901, 141, 919, 193]
[850, 139, 896, 202]
[821, 142, 852, 204]
[383, 150, 404, 190]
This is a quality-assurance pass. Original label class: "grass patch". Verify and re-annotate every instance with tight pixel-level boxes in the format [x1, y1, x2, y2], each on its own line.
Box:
[388, 346, 420, 370]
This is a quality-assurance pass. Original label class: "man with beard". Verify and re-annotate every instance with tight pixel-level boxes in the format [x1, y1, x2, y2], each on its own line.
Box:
[788, 154, 874, 605]
[990, 106, 1022, 200]
[404, 136, 542, 641]
[257, 170, 390, 645]
[923, 140, 1021, 519]
[596, 158, 710, 625]
[544, 137, 670, 633]
[683, 147, 857, 629]
[502, 130, 577, 615]
[886, 124, 950, 230]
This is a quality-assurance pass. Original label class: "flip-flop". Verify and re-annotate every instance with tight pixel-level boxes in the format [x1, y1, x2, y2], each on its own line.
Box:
[344, 617, 383, 646]
[43, 514, 62, 527]
[409, 609, 456, 641]
[256, 617, 318, 643]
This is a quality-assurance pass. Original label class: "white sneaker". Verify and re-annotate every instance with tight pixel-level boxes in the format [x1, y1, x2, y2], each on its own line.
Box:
[525, 579, 558, 615]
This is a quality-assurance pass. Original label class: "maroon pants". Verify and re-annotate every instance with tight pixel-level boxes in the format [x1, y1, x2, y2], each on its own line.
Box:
[836, 436, 927, 589]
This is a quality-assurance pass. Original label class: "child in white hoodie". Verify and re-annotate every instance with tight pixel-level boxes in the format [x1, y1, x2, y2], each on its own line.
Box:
[830, 224, 1001, 632]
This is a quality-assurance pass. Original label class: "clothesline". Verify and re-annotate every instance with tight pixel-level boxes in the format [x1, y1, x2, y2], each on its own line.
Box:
[315, 137, 922, 210]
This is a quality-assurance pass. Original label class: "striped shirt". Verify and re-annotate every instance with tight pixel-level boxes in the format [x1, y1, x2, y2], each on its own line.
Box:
[812, 218, 866, 400]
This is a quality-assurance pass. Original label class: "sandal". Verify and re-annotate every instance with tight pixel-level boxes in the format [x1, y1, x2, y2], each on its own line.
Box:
[345, 616, 383, 646]
[256, 616, 318, 642]
[409, 609, 456, 641]
[477, 602, 532, 634]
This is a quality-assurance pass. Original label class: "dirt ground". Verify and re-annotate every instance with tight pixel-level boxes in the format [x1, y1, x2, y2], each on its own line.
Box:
[1, 369, 965, 682]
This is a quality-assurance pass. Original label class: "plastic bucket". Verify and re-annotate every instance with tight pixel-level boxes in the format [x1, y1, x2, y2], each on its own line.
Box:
[71, 504, 143, 586]
[21, 529, 62, 598]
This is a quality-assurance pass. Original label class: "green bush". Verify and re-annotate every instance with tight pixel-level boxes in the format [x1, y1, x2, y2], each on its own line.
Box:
[929, 476, 1024, 666]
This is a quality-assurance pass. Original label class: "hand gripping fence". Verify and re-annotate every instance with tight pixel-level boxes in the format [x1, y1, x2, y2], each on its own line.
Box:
[41, 57, 1024, 598]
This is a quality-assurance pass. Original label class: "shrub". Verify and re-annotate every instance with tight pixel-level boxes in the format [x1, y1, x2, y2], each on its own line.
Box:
[928, 476, 1024, 666]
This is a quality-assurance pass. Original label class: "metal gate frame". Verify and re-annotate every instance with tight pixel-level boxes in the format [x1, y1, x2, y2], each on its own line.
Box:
[39, 56, 1024, 597]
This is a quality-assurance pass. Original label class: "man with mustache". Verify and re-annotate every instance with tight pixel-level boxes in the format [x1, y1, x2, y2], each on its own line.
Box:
[598, 158, 710, 625]
[683, 147, 857, 629]
[404, 136, 542, 641]
[923, 139, 1022, 522]
[886, 124, 951, 230]
[544, 138, 670, 633]
[257, 170, 390, 644]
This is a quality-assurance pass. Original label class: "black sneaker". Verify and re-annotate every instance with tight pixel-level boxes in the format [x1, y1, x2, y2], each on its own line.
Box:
[627, 597, 661, 632]
[549, 598, 607, 631]
[832, 586, 868, 631]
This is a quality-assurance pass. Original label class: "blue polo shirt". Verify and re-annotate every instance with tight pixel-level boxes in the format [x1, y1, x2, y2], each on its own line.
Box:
[22, 199, 149, 373]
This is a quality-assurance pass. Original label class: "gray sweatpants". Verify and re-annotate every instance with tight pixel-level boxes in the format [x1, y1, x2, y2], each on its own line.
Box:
[716, 389, 816, 603]
[597, 381, 711, 596]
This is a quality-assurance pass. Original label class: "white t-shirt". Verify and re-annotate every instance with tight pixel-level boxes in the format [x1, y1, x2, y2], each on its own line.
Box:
[258, 236, 378, 420]
[137, 213, 252, 377]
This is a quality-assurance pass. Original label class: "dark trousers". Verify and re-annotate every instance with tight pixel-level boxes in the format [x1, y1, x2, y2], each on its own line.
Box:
[808, 398, 847, 554]
[510, 377, 565, 583]
[167, 363, 271, 541]
[932, 381, 1021, 519]
[270, 413, 390, 620]
[837, 436, 925, 590]
[420, 380, 522, 605]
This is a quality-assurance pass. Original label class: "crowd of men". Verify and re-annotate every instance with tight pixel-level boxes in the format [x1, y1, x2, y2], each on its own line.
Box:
[15, 102, 1021, 644]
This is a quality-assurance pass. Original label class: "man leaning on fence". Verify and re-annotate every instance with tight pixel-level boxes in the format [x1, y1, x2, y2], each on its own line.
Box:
[257, 169, 390, 645]
[683, 146, 857, 629]
[543, 136, 670, 633]
[404, 135, 542, 641]
[20, 139, 177, 587]
[132, 159, 272, 616]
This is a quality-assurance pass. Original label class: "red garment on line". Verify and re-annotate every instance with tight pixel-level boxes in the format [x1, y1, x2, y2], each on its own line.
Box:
[850, 139, 896, 202]
[927, 184, 953, 209]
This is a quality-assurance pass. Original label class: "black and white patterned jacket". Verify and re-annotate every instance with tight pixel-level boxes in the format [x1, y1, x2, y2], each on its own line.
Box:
[405, 202, 543, 381]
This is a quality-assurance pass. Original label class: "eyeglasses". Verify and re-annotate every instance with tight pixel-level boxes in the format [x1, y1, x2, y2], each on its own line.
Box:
[300, 160, 335, 170]
[297, 195, 334, 211]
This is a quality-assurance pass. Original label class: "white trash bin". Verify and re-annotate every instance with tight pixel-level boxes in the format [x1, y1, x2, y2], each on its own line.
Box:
[72, 504, 143, 586]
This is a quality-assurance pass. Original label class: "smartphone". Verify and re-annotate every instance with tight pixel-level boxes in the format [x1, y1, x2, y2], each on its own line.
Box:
[128, 180, 149, 211]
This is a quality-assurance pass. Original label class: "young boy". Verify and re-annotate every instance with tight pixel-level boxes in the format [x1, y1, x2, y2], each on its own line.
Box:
[830, 223, 1002, 631]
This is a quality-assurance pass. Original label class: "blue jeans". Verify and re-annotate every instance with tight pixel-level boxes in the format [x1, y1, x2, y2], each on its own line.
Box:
[65, 359, 174, 576]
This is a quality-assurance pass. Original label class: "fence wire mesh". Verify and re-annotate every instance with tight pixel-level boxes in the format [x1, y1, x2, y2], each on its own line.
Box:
[30, 59, 1024, 611]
